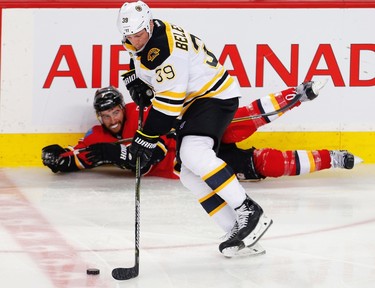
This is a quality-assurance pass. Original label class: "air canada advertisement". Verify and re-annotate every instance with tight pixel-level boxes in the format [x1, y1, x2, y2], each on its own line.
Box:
[1, 8, 374, 133]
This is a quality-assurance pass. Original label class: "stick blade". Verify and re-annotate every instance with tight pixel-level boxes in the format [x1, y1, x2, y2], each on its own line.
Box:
[112, 266, 139, 280]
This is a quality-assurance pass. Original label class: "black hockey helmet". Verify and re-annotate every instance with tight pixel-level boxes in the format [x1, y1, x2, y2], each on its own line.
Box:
[93, 86, 125, 113]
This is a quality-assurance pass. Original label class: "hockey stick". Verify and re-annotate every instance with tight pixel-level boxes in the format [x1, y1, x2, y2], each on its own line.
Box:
[112, 103, 144, 281]
[231, 93, 303, 123]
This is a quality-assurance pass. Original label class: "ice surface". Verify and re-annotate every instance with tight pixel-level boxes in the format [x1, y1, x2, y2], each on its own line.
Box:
[1, 165, 375, 288]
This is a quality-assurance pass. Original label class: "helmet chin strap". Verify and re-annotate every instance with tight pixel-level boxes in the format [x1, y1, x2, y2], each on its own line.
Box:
[96, 114, 103, 124]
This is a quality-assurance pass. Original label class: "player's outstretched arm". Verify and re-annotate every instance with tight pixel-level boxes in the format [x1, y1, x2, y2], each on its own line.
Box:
[85, 142, 130, 169]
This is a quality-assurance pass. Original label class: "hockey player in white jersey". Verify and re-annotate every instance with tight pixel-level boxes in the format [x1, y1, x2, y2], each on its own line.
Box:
[115, 1, 323, 257]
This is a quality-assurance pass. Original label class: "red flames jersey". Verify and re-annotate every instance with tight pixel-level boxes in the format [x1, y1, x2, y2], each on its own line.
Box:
[71, 102, 179, 179]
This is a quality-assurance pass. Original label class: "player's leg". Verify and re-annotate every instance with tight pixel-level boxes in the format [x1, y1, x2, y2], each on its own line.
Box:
[253, 148, 359, 178]
[179, 165, 236, 233]
[180, 163, 267, 257]
[179, 135, 272, 254]
[177, 98, 272, 254]
[221, 81, 324, 144]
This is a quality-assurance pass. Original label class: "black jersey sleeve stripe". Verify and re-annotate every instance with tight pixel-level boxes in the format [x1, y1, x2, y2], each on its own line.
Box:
[154, 96, 185, 105]
[182, 70, 231, 109]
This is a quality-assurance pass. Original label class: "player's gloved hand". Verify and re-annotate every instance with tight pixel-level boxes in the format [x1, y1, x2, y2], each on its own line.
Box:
[129, 138, 168, 175]
[128, 130, 159, 169]
[122, 69, 154, 107]
[41, 144, 66, 173]
[85, 143, 129, 169]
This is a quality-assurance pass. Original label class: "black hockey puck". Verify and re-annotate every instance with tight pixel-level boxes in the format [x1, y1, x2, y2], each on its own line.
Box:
[87, 268, 100, 275]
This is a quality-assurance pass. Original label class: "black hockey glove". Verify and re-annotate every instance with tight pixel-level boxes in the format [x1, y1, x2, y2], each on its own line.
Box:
[128, 138, 168, 175]
[128, 130, 159, 169]
[85, 143, 129, 169]
[41, 144, 68, 173]
[122, 69, 154, 107]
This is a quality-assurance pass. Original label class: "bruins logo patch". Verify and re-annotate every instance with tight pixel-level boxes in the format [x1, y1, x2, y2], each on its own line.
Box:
[148, 48, 160, 61]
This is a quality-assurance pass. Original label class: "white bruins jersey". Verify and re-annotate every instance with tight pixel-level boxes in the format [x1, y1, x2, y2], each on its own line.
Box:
[123, 19, 241, 118]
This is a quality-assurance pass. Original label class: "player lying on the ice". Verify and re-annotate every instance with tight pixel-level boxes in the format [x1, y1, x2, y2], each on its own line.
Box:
[42, 84, 359, 181]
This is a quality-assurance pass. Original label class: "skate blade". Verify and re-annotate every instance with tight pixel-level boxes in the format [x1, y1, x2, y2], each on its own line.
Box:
[312, 78, 328, 95]
[221, 245, 241, 258]
[223, 242, 266, 258]
[242, 214, 273, 247]
[354, 155, 363, 166]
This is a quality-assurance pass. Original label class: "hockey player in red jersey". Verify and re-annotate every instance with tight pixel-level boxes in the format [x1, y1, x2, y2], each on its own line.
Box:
[42, 86, 357, 180]
[42, 86, 179, 179]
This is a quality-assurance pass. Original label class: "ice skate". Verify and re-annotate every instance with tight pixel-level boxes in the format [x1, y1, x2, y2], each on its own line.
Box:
[235, 195, 273, 248]
[219, 222, 245, 257]
[230, 242, 266, 258]
[329, 150, 361, 169]
[297, 79, 328, 102]
[219, 222, 267, 258]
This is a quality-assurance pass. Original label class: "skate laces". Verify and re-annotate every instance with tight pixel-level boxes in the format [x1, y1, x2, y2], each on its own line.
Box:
[221, 222, 239, 242]
[236, 202, 255, 230]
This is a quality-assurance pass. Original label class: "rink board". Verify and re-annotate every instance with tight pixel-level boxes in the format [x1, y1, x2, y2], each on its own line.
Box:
[0, 1, 374, 166]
